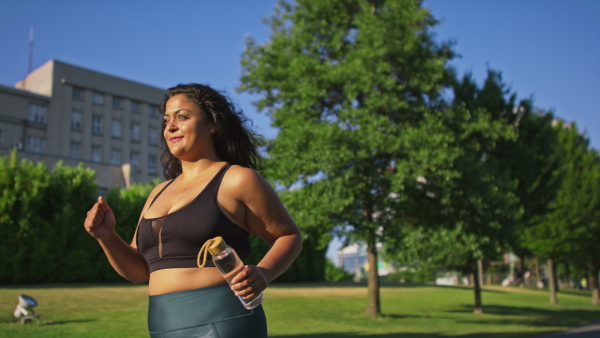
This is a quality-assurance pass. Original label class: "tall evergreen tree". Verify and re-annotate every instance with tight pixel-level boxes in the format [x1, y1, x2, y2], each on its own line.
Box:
[239, 0, 455, 317]
[440, 71, 524, 313]
[434, 103, 520, 314]
[522, 121, 595, 304]
[585, 152, 600, 305]
[445, 69, 564, 312]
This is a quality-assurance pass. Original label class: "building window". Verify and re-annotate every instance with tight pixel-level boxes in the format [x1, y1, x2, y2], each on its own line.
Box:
[71, 111, 82, 130]
[130, 152, 139, 167]
[111, 120, 122, 138]
[148, 126, 158, 145]
[91, 145, 102, 162]
[72, 87, 83, 100]
[25, 136, 45, 153]
[93, 92, 104, 105]
[70, 142, 81, 159]
[149, 105, 159, 116]
[131, 102, 140, 113]
[27, 104, 47, 124]
[110, 149, 121, 165]
[148, 155, 157, 173]
[131, 123, 140, 141]
[92, 115, 102, 134]
[112, 97, 123, 109]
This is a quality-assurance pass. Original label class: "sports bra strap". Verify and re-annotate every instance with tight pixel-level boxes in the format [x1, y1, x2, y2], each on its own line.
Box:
[148, 179, 176, 207]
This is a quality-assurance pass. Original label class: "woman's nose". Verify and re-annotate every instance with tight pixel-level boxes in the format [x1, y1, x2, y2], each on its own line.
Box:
[166, 119, 177, 131]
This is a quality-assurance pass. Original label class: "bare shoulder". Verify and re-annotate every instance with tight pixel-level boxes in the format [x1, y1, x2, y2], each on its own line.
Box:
[222, 165, 268, 193]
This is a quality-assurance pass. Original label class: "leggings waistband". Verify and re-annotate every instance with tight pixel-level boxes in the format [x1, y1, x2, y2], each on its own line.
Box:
[148, 283, 266, 337]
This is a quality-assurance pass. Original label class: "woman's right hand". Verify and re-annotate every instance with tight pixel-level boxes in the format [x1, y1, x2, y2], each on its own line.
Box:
[84, 196, 116, 240]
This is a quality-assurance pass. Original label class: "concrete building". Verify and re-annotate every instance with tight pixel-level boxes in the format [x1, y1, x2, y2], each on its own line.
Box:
[338, 243, 395, 278]
[0, 60, 166, 191]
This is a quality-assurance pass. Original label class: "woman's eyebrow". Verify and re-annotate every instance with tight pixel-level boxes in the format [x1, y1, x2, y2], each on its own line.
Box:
[164, 109, 192, 116]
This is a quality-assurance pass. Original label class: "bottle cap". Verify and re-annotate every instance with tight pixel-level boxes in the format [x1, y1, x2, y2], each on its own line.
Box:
[197, 236, 228, 267]
[208, 236, 227, 255]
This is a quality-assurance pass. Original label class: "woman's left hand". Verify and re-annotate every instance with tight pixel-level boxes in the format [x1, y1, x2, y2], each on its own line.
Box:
[230, 265, 268, 300]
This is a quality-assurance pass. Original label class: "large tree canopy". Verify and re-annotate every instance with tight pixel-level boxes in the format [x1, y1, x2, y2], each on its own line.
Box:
[239, 0, 455, 317]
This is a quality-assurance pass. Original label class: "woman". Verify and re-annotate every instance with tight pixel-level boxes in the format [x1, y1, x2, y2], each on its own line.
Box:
[84, 84, 302, 337]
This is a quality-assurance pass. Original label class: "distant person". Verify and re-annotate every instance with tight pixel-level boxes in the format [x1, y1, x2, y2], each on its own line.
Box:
[84, 83, 302, 337]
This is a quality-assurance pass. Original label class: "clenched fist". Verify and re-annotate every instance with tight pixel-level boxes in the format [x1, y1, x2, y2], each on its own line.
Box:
[84, 196, 116, 240]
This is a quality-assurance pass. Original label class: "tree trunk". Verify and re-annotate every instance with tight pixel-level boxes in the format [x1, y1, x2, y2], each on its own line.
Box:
[548, 258, 558, 305]
[365, 229, 381, 317]
[473, 259, 484, 314]
[477, 259, 484, 286]
[533, 257, 540, 287]
[589, 262, 599, 306]
[565, 262, 571, 289]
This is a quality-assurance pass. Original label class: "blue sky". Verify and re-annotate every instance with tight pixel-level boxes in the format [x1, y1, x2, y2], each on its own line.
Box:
[1, 1, 598, 148]
[1, 1, 599, 261]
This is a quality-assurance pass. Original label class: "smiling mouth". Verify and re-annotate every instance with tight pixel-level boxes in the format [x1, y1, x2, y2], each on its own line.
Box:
[169, 137, 183, 142]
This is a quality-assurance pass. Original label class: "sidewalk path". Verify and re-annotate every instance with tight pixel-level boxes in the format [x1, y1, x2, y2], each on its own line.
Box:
[538, 320, 600, 337]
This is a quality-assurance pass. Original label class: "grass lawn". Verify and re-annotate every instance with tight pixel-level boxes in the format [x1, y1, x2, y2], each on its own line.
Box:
[0, 282, 598, 337]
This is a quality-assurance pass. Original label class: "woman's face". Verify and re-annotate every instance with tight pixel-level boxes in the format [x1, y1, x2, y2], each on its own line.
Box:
[163, 94, 214, 160]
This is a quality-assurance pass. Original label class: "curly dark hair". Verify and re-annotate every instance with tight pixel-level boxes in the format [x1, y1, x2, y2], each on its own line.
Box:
[159, 83, 263, 179]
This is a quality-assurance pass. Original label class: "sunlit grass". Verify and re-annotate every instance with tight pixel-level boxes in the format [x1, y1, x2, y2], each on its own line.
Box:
[0, 282, 598, 337]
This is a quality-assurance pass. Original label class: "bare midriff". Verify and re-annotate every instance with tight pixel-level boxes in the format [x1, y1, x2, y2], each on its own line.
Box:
[148, 267, 226, 295]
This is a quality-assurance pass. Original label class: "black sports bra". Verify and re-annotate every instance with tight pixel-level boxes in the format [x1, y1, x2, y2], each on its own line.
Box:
[136, 164, 251, 273]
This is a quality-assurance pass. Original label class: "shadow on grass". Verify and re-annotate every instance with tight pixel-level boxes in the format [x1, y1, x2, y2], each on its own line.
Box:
[0, 282, 146, 290]
[448, 304, 600, 328]
[0, 318, 97, 325]
[558, 289, 592, 298]
[270, 331, 548, 337]
[43, 319, 97, 326]
[268, 281, 501, 292]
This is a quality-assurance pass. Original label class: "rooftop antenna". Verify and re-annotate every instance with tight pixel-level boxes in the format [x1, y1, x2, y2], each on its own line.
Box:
[28, 26, 34, 74]
[23, 26, 33, 89]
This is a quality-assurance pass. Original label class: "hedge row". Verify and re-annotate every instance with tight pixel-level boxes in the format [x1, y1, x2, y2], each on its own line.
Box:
[0, 152, 327, 284]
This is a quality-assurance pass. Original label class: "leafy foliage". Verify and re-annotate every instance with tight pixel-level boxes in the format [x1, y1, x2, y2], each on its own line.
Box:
[240, 0, 456, 316]
[0, 151, 98, 283]
[522, 122, 594, 261]
[324, 259, 354, 282]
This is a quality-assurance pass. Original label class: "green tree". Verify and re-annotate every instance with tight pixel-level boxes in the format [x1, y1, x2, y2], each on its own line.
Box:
[553, 140, 600, 306]
[584, 152, 600, 305]
[393, 70, 524, 314]
[522, 121, 595, 304]
[239, 0, 455, 317]
[507, 105, 562, 286]
[444, 107, 520, 314]
[386, 101, 520, 314]
[442, 70, 561, 312]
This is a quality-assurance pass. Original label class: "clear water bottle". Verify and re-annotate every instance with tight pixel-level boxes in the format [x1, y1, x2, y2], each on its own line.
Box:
[198, 236, 264, 310]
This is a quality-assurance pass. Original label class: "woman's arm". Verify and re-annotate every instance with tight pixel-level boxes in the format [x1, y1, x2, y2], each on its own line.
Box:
[84, 191, 157, 284]
[223, 167, 303, 299]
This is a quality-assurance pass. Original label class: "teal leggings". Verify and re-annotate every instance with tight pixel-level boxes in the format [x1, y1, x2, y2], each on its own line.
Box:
[147, 283, 267, 338]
